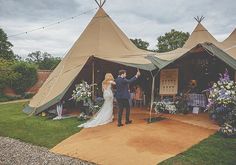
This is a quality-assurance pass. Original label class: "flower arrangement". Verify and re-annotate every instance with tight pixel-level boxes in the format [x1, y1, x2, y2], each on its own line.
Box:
[220, 123, 236, 137]
[207, 69, 236, 108]
[72, 81, 92, 102]
[71, 81, 102, 115]
[153, 101, 166, 113]
[206, 69, 236, 137]
[78, 112, 89, 121]
[174, 94, 190, 114]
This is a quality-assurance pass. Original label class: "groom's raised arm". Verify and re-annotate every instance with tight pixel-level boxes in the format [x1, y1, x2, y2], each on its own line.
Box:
[121, 69, 141, 84]
[123, 70, 140, 84]
[123, 76, 137, 84]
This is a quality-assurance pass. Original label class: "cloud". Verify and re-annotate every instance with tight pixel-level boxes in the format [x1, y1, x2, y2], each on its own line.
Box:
[1, 0, 235, 57]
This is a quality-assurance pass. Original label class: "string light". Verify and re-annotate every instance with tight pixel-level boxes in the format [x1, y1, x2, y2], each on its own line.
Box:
[8, 8, 97, 38]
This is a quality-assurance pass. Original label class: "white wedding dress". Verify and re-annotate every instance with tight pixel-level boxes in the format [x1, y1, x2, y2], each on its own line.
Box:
[78, 83, 114, 128]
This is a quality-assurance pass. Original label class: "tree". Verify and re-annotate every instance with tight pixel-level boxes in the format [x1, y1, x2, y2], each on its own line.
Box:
[11, 62, 37, 94]
[130, 38, 150, 50]
[26, 51, 61, 70]
[0, 59, 19, 94]
[0, 28, 16, 60]
[156, 29, 190, 52]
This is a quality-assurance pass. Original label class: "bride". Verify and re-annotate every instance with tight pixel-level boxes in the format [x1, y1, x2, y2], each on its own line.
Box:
[78, 73, 116, 128]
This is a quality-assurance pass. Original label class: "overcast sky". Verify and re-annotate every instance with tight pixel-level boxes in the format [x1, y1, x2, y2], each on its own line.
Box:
[1, 0, 236, 58]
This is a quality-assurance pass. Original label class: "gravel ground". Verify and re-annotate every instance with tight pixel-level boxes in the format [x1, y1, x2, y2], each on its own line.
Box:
[0, 136, 96, 165]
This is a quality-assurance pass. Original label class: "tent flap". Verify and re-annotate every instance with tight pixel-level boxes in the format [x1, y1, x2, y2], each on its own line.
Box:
[145, 56, 173, 69]
[94, 56, 157, 71]
[202, 43, 236, 70]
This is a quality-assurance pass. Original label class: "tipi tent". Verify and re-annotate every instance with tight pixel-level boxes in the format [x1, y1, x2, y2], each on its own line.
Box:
[222, 28, 236, 47]
[183, 17, 220, 49]
[27, 6, 155, 115]
[222, 28, 236, 59]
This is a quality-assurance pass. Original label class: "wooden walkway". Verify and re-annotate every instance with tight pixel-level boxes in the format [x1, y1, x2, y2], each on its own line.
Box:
[51, 108, 218, 165]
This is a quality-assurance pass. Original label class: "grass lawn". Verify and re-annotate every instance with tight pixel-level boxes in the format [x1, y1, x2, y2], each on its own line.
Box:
[0, 102, 83, 148]
[1, 102, 236, 164]
[159, 133, 236, 165]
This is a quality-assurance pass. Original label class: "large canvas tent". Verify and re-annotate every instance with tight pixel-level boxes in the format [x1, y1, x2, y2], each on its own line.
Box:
[26, 7, 156, 115]
[25, 3, 236, 117]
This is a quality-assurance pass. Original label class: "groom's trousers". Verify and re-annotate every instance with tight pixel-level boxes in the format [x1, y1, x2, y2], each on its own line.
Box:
[116, 98, 130, 124]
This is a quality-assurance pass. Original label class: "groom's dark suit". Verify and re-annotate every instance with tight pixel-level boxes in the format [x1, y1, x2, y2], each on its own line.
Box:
[115, 76, 137, 125]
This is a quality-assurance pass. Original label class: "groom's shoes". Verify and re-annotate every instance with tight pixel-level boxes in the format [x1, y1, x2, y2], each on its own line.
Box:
[125, 120, 132, 124]
[118, 124, 124, 127]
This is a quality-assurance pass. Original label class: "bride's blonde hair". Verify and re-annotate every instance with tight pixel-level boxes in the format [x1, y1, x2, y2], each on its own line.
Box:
[102, 73, 114, 87]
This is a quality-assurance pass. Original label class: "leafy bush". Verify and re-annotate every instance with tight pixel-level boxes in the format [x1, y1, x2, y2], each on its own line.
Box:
[23, 92, 35, 99]
[11, 62, 37, 94]
[0, 93, 22, 102]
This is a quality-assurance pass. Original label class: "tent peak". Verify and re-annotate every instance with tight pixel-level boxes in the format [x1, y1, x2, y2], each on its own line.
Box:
[194, 16, 205, 23]
[94, 7, 108, 18]
[223, 28, 236, 43]
[94, 0, 106, 8]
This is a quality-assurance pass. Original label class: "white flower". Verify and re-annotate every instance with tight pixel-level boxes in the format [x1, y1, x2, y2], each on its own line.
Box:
[226, 85, 231, 89]
[213, 83, 217, 87]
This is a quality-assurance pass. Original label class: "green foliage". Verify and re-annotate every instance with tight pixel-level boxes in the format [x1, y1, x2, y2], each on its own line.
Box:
[159, 133, 236, 165]
[11, 62, 37, 94]
[0, 102, 83, 148]
[0, 28, 16, 61]
[175, 95, 190, 114]
[130, 38, 150, 50]
[0, 59, 19, 93]
[156, 29, 190, 52]
[0, 94, 22, 102]
[23, 92, 35, 99]
[26, 51, 61, 70]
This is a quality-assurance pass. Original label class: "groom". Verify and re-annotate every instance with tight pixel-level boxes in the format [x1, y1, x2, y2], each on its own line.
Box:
[115, 69, 141, 127]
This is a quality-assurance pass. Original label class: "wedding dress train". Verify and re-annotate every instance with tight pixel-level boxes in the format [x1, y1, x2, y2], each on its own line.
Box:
[78, 84, 114, 128]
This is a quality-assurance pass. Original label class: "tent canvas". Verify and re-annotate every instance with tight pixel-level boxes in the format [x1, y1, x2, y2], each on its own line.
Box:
[149, 43, 236, 71]
[25, 5, 236, 118]
[183, 21, 220, 48]
[26, 7, 154, 115]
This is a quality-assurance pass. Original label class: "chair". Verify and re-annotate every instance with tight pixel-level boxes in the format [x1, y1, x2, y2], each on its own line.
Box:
[134, 92, 145, 107]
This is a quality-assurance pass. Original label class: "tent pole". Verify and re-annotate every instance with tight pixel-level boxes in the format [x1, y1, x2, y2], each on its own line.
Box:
[92, 60, 95, 100]
[149, 71, 159, 123]
[149, 72, 155, 123]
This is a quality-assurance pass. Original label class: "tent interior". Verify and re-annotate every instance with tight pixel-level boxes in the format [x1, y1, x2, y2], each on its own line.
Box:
[148, 44, 236, 116]
[41, 43, 236, 117]
[51, 56, 156, 114]
[160, 45, 235, 95]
